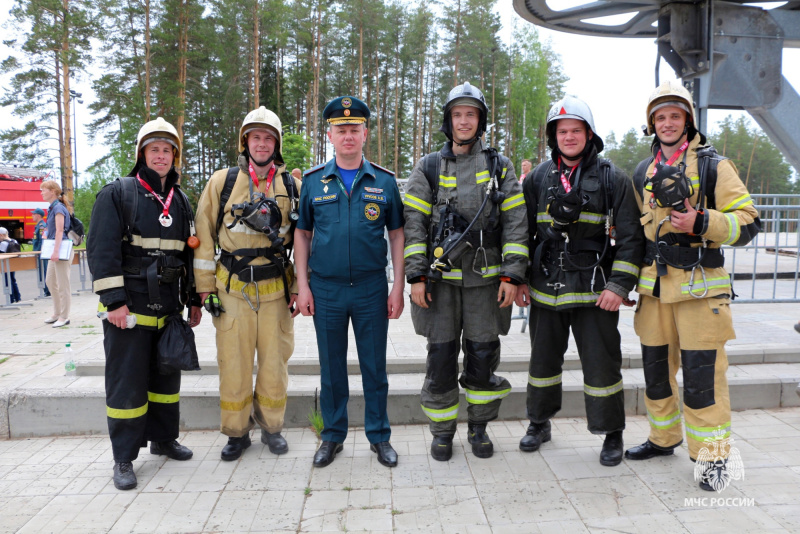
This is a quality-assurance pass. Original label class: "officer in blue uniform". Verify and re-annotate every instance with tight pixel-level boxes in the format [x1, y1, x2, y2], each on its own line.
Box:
[294, 96, 405, 468]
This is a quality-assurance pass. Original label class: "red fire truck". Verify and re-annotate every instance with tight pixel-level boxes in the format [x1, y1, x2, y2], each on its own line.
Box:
[0, 164, 52, 242]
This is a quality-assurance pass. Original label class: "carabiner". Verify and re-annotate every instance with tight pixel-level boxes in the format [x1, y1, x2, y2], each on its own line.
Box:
[472, 230, 489, 275]
[590, 263, 607, 295]
[688, 265, 708, 298]
[241, 267, 261, 311]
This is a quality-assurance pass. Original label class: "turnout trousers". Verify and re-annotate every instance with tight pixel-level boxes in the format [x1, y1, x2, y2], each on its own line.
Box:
[411, 282, 512, 437]
[526, 305, 625, 434]
[310, 272, 391, 445]
[634, 294, 735, 460]
[214, 289, 294, 437]
[104, 322, 180, 462]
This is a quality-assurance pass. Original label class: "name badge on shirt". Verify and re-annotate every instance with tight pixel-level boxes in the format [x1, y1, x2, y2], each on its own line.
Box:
[361, 192, 386, 204]
[313, 193, 338, 204]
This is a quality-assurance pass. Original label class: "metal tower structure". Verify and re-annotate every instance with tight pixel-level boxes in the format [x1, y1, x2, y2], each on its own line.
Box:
[513, 0, 800, 171]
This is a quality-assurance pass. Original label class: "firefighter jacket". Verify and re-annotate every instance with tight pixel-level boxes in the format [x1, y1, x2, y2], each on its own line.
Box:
[88, 167, 197, 329]
[194, 155, 300, 302]
[403, 140, 528, 287]
[635, 136, 760, 303]
[522, 145, 644, 310]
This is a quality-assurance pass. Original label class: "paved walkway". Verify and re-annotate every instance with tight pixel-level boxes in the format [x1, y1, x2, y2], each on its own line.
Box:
[2, 284, 800, 532]
[2, 410, 800, 533]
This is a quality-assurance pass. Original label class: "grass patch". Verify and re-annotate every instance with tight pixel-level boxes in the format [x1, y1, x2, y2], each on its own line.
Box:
[304, 487, 311, 496]
[0, 357, 9, 365]
[308, 407, 324, 438]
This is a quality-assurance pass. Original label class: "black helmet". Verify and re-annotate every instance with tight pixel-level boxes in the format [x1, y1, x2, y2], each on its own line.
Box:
[440, 82, 489, 146]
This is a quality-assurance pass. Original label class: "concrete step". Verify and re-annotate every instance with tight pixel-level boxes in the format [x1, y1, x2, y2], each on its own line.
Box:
[4, 363, 799, 438]
[72, 347, 800, 376]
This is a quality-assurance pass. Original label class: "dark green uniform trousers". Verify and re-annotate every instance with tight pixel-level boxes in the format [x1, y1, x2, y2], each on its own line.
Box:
[310, 272, 391, 444]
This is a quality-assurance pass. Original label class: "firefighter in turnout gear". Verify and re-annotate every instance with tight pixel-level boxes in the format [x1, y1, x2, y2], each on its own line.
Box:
[624, 81, 760, 491]
[516, 96, 644, 466]
[88, 117, 202, 490]
[404, 82, 528, 461]
[194, 106, 301, 462]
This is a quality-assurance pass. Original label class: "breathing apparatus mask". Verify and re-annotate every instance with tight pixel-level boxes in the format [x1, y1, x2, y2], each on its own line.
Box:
[430, 208, 472, 269]
[645, 162, 694, 212]
[227, 192, 285, 248]
[545, 186, 588, 240]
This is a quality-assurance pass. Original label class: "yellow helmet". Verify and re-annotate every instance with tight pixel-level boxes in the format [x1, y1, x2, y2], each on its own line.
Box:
[239, 106, 283, 164]
[135, 117, 182, 168]
[645, 80, 696, 136]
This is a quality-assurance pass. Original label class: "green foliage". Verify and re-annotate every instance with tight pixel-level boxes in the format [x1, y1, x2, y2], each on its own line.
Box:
[74, 153, 123, 235]
[708, 116, 792, 195]
[604, 129, 653, 177]
[308, 406, 324, 439]
[282, 133, 313, 172]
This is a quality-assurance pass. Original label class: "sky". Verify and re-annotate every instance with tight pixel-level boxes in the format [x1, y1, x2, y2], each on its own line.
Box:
[0, 0, 798, 178]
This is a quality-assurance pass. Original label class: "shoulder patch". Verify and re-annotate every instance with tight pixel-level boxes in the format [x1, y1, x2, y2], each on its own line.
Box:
[370, 162, 395, 176]
[304, 163, 325, 177]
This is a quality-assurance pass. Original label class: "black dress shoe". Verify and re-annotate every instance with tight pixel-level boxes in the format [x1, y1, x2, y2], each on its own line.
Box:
[519, 420, 552, 452]
[599, 431, 624, 466]
[370, 441, 398, 467]
[150, 440, 194, 461]
[113, 461, 137, 490]
[699, 461, 729, 492]
[430, 435, 453, 461]
[313, 441, 343, 468]
[624, 440, 676, 460]
[261, 429, 289, 455]
[221, 434, 251, 461]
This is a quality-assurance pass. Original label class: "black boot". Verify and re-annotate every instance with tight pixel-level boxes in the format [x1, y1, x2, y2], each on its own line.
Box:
[430, 435, 453, 462]
[261, 429, 289, 455]
[519, 421, 552, 452]
[113, 461, 137, 490]
[468, 423, 493, 459]
[699, 461, 730, 492]
[150, 440, 193, 461]
[221, 434, 251, 461]
[600, 431, 624, 466]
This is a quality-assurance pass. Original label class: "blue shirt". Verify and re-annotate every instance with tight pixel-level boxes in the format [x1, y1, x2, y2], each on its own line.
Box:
[298, 158, 404, 283]
[337, 166, 358, 194]
[46, 200, 71, 240]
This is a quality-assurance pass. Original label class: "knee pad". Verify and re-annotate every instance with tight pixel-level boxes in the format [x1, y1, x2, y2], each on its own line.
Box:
[642, 344, 672, 400]
[462, 339, 500, 388]
[425, 340, 460, 394]
[682, 349, 717, 409]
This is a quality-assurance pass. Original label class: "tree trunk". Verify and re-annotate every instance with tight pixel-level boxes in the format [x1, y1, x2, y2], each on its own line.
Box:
[54, 51, 66, 190]
[453, 0, 461, 84]
[253, 0, 260, 108]
[61, 0, 74, 210]
[393, 47, 400, 175]
[358, 4, 363, 99]
[175, 0, 189, 168]
[144, 0, 151, 121]
[375, 53, 382, 165]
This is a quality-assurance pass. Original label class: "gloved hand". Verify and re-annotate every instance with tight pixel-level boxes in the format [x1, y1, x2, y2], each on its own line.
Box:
[203, 293, 225, 317]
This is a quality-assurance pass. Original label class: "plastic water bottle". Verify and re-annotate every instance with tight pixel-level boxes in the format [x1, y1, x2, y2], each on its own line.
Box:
[97, 312, 137, 329]
[64, 343, 76, 376]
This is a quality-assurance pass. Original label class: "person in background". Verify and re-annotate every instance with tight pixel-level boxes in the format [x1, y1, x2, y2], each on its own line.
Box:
[40, 180, 72, 326]
[0, 227, 22, 303]
[291, 168, 303, 182]
[519, 159, 532, 183]
[31, 208, 51, 297]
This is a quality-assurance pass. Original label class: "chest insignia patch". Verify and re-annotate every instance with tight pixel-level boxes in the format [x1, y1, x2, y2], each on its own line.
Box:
[364, 187, 383, 193]
[313, 193, 338, 204]
[365, 202, 380, 221]
[361, 192, 387, 204]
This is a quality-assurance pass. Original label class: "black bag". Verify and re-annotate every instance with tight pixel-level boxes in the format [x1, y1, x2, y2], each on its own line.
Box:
[68, 213, 85, 246]
[156, 314, 201, 374]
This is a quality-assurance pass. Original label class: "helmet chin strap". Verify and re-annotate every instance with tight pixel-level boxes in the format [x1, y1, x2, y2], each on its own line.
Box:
[656, 124, 688, 147]
[245, 147, 276, 169]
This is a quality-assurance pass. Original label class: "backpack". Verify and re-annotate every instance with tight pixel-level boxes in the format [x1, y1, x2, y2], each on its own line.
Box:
[68, 213, 85, 246]
[420, 147, 507, 205]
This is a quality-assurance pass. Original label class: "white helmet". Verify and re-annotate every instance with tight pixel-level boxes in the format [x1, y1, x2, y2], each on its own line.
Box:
[135, 117, 182, 169]
[546, 95, 603, 152]
[645, 80, 697, 136]
[239, 106, 283, 164]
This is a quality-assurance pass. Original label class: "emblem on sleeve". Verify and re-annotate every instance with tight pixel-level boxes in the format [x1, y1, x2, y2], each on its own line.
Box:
[365, 202, 380, 221]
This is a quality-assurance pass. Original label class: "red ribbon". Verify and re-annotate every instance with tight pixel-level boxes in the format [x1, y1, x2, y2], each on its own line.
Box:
[137, 174, 174, 219]
[247, 162, 277, 194]
[557, 156, 579, 193]
[652, 140, 690, 176]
